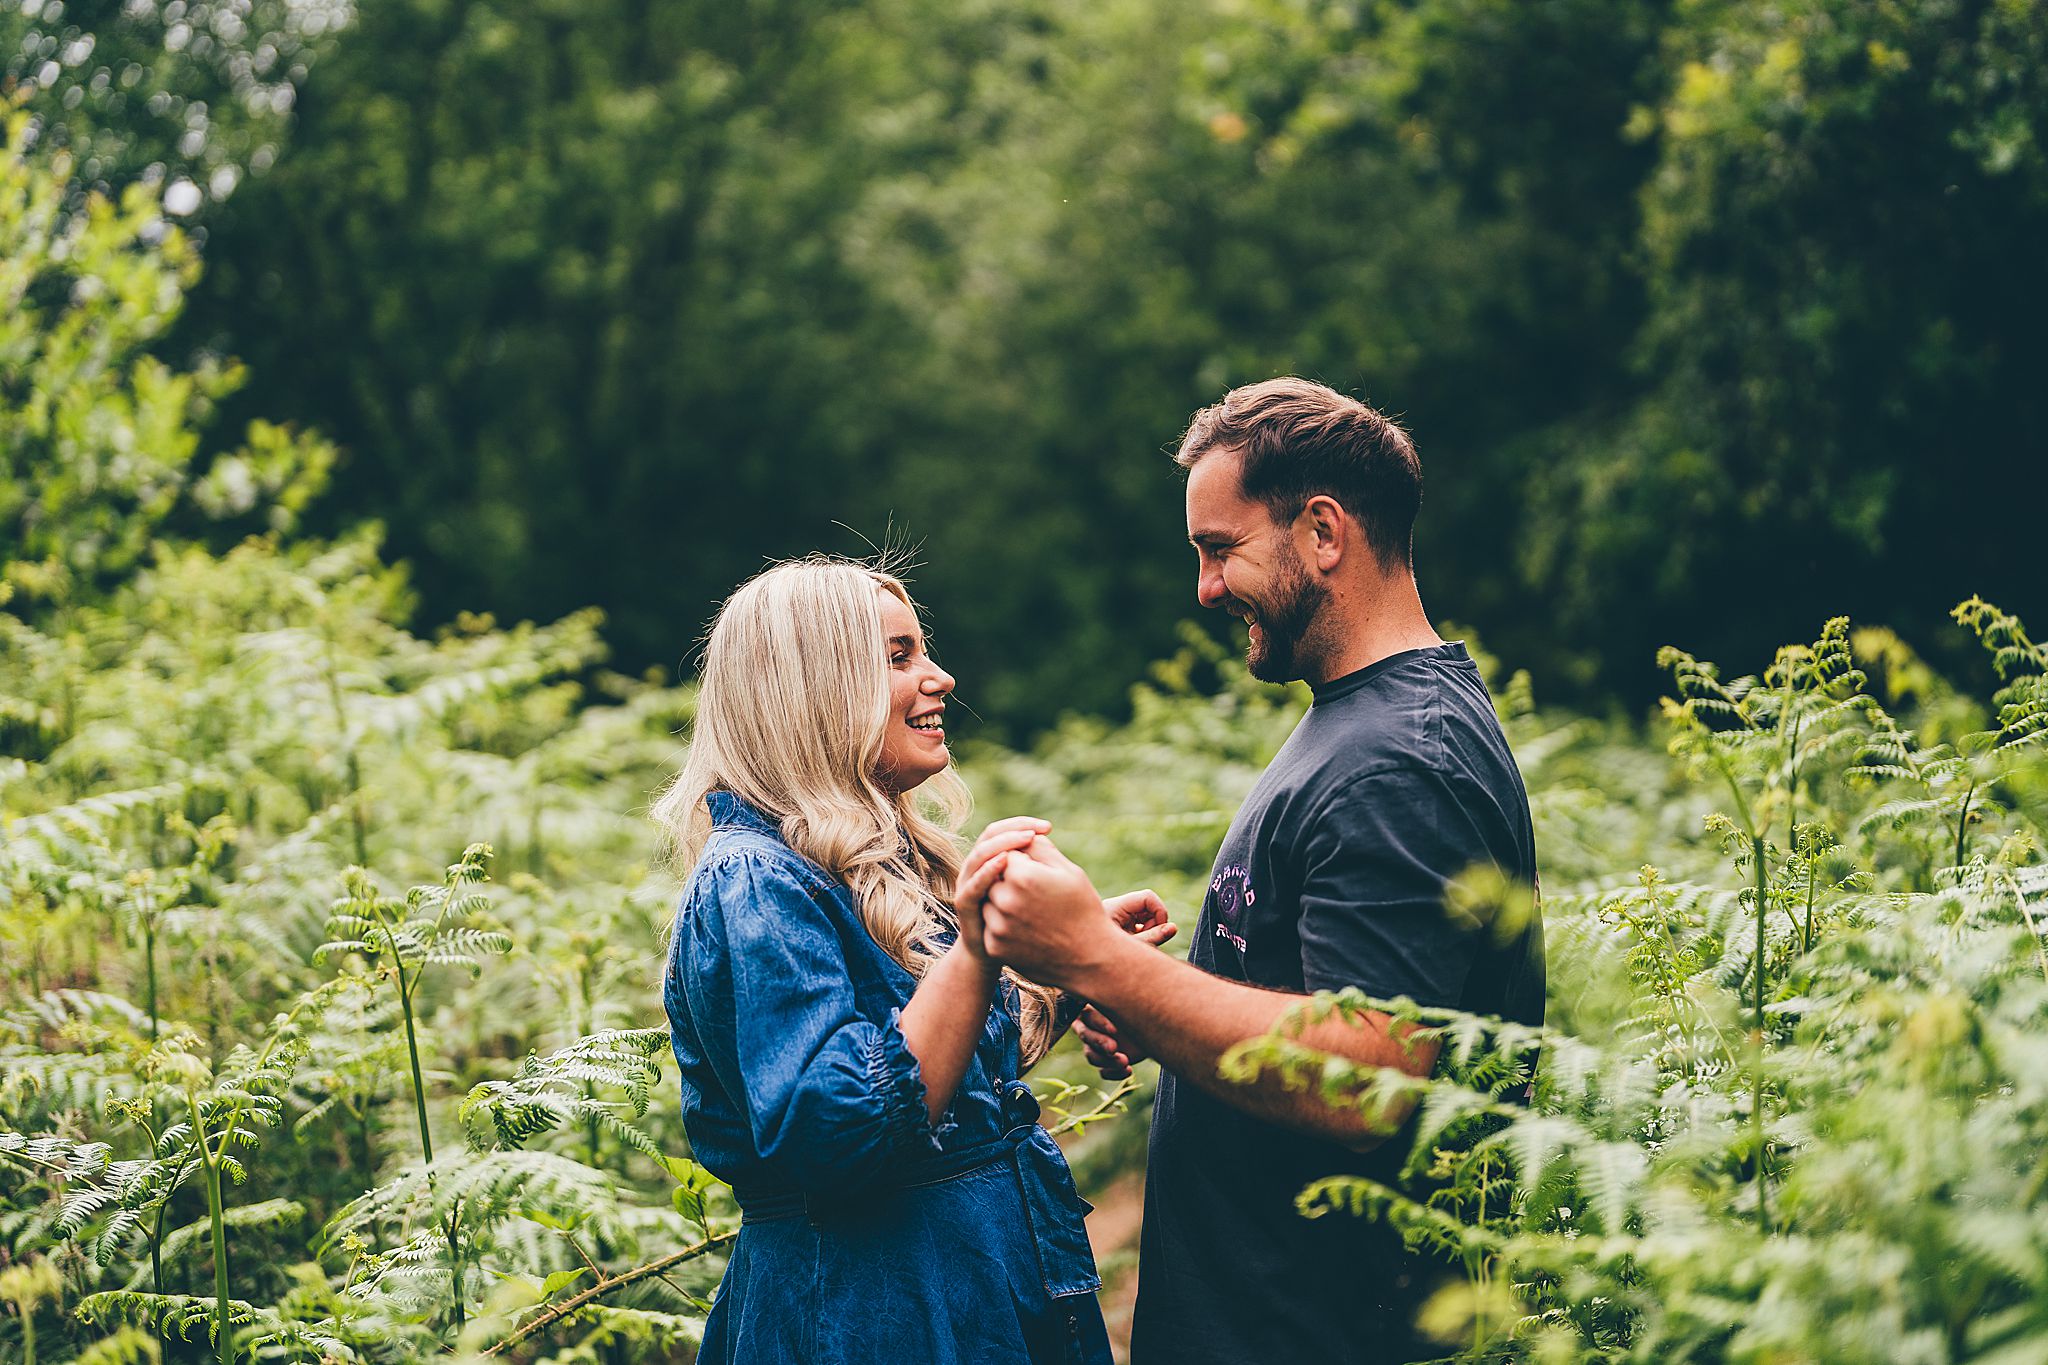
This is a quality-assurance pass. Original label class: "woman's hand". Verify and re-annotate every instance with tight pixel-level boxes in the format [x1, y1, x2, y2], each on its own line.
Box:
[952, 847, 1013, 967]
[964, 817, 1052, 884]
[957, 817, 1054, 961]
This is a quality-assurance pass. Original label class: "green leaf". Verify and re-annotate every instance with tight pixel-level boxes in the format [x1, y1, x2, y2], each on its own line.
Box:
[540, 1267, 591, 1298]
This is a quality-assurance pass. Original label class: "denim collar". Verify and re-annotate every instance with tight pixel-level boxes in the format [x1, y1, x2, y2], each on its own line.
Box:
[706, 790, 781, 835]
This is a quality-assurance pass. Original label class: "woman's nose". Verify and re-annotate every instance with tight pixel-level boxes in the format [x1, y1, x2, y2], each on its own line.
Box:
[924, 666, 954, 694]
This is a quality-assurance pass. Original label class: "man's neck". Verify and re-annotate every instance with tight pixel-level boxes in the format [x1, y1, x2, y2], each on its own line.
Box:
[1305, 574, 1442, 687]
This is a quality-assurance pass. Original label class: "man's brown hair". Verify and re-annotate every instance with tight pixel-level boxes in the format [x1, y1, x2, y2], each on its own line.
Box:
[1173, 377, 1422, 571]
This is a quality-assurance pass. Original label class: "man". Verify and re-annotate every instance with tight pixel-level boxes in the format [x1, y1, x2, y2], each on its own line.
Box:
[967, 377, 1545, 1363]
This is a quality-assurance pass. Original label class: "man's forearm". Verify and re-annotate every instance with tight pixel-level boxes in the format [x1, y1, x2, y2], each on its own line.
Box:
[1071, 937, 1436, 1146]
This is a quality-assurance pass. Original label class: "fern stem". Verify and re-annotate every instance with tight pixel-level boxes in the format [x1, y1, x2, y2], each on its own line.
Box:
[1803, 858, 1817, 957]
[1753, 833, 1769, 1236]
[1752, 836, 1767, 1029]
[143, 919, 158, 1044]
[1954, 779, 1976, 871]
[578, 961, 605, 1166]
[392, 950, 434, 1165]
[150, 1195, 169, 1293]
[446, 1207, 466, 1333]
[194, 1100, 234, 1365]
[1802, 859, 1818, 957]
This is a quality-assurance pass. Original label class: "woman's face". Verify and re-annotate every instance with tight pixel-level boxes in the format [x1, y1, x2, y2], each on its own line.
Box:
[873, 588, 955, 795]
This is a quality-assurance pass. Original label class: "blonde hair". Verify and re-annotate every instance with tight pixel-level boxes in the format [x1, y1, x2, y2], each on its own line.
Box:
[653, 556, 1062, 1065]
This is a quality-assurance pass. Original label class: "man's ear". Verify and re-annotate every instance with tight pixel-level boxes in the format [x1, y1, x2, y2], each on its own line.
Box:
[1300, 495, 1348, 572]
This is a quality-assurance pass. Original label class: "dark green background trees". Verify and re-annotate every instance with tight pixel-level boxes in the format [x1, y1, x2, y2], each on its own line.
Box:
[12, 0, 2044, 730]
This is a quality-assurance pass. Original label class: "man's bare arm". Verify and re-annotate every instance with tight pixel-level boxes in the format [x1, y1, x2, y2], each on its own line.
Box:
[1066, 935, 1435, 1146]
[978, 837, 1435, 1147]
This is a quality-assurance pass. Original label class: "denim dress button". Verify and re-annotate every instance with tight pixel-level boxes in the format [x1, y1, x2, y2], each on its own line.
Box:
[1001, 1079, 1041, 1128]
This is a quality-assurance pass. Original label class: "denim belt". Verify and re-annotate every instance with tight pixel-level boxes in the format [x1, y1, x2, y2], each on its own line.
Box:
[730, 1081, 1100, 1298]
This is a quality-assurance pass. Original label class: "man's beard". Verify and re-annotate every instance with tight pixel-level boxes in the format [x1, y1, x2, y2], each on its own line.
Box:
[1234, 552, 1328, 683]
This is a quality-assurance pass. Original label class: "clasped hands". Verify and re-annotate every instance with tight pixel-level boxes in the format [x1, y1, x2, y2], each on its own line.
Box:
[954, 817, 1176, 1080]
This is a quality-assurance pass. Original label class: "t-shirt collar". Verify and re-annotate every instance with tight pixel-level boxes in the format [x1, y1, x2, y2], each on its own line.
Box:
[1310, 641, 1471, 704]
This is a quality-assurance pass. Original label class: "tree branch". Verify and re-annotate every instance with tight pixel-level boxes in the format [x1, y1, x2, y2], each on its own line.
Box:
[483, 1229, 738, 1356]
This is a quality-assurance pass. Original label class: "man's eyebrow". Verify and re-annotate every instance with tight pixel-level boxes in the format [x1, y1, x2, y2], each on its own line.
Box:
[1188, 530, 1230, 547]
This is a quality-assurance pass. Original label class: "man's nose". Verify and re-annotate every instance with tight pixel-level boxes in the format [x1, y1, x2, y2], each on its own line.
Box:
[1196, 563, 1226, 610]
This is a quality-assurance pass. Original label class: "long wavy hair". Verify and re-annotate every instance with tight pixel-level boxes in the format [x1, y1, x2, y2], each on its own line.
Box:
[653, 556, 1061, 1065]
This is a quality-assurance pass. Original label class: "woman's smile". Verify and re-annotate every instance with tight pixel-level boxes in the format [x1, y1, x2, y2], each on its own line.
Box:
[876, 587, 956, 792]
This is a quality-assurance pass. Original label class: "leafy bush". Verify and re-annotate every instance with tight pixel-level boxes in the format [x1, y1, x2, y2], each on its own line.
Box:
[1223, 606, 2048, 1364]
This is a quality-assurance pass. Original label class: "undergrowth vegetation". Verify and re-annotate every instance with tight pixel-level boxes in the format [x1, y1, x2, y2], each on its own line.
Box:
[1226, 608, 2048, 1364]
[8, 98, 2048, 1365]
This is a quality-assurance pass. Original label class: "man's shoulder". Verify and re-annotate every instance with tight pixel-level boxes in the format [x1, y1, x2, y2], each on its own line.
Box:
[1316, 651, 1512, 765]
[1287, 660, 1453, 779]
[1289, 658, 1526, 837]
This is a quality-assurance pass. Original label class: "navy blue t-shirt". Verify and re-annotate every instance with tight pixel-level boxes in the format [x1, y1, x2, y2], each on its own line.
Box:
[1131, 642, 1544, 1365]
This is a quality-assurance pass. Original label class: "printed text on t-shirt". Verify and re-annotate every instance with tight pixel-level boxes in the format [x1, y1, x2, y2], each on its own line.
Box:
[1210, 864, 1253, 953]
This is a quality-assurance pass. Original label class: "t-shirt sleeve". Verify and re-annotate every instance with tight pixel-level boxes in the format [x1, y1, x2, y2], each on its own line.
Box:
[1295, 764, 1493, 1006]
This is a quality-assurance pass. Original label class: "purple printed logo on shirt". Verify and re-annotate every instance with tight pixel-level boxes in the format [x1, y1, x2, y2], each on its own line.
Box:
[1210, 863, 1253, 953]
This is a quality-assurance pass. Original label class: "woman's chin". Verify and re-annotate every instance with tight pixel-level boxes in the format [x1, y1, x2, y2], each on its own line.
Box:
[877, 755, 950, 796]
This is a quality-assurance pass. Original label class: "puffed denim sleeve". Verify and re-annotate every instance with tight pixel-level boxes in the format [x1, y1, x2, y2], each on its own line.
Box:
[679, 849, 942, 1193]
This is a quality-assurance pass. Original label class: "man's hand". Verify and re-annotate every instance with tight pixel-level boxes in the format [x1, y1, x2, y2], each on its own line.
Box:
[982, 835, 1127, 989]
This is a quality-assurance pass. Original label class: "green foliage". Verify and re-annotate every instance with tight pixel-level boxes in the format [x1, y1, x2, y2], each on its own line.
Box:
[1, 108, 217, 588]
[139, 0, 2039, 725]
[1, 0, 337, 204]
[0, 111, 338, 607]
[459, 1029, 668, 1162]
[14, 69, 2048, 1358]
[73, 1288, 354, 1362]
[0, 515, 713, 1362]
[2, 125, 718, 1360]
[1223, 604, 2048, 1363]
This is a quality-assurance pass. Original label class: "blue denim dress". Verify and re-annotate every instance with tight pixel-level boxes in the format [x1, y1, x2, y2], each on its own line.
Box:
[663, 793, 1113, 1365]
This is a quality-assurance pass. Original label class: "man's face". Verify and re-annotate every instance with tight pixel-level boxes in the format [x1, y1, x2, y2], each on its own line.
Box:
[1185, 449, 1329, 683]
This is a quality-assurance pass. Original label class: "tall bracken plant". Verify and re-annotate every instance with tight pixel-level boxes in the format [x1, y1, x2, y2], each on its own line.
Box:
[2, 116, 735, 1362]
[1224, 601, 2048, 1364]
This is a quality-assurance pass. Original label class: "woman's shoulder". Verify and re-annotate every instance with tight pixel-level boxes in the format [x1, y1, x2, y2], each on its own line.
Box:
[680, 812, 847, 928]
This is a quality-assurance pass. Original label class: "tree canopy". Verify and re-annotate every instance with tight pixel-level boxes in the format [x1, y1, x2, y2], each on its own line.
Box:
[9, 0, 2043, 729]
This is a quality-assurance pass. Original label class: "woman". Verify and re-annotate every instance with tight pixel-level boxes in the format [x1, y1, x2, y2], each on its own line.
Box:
[655, 557, 1172, 1364]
